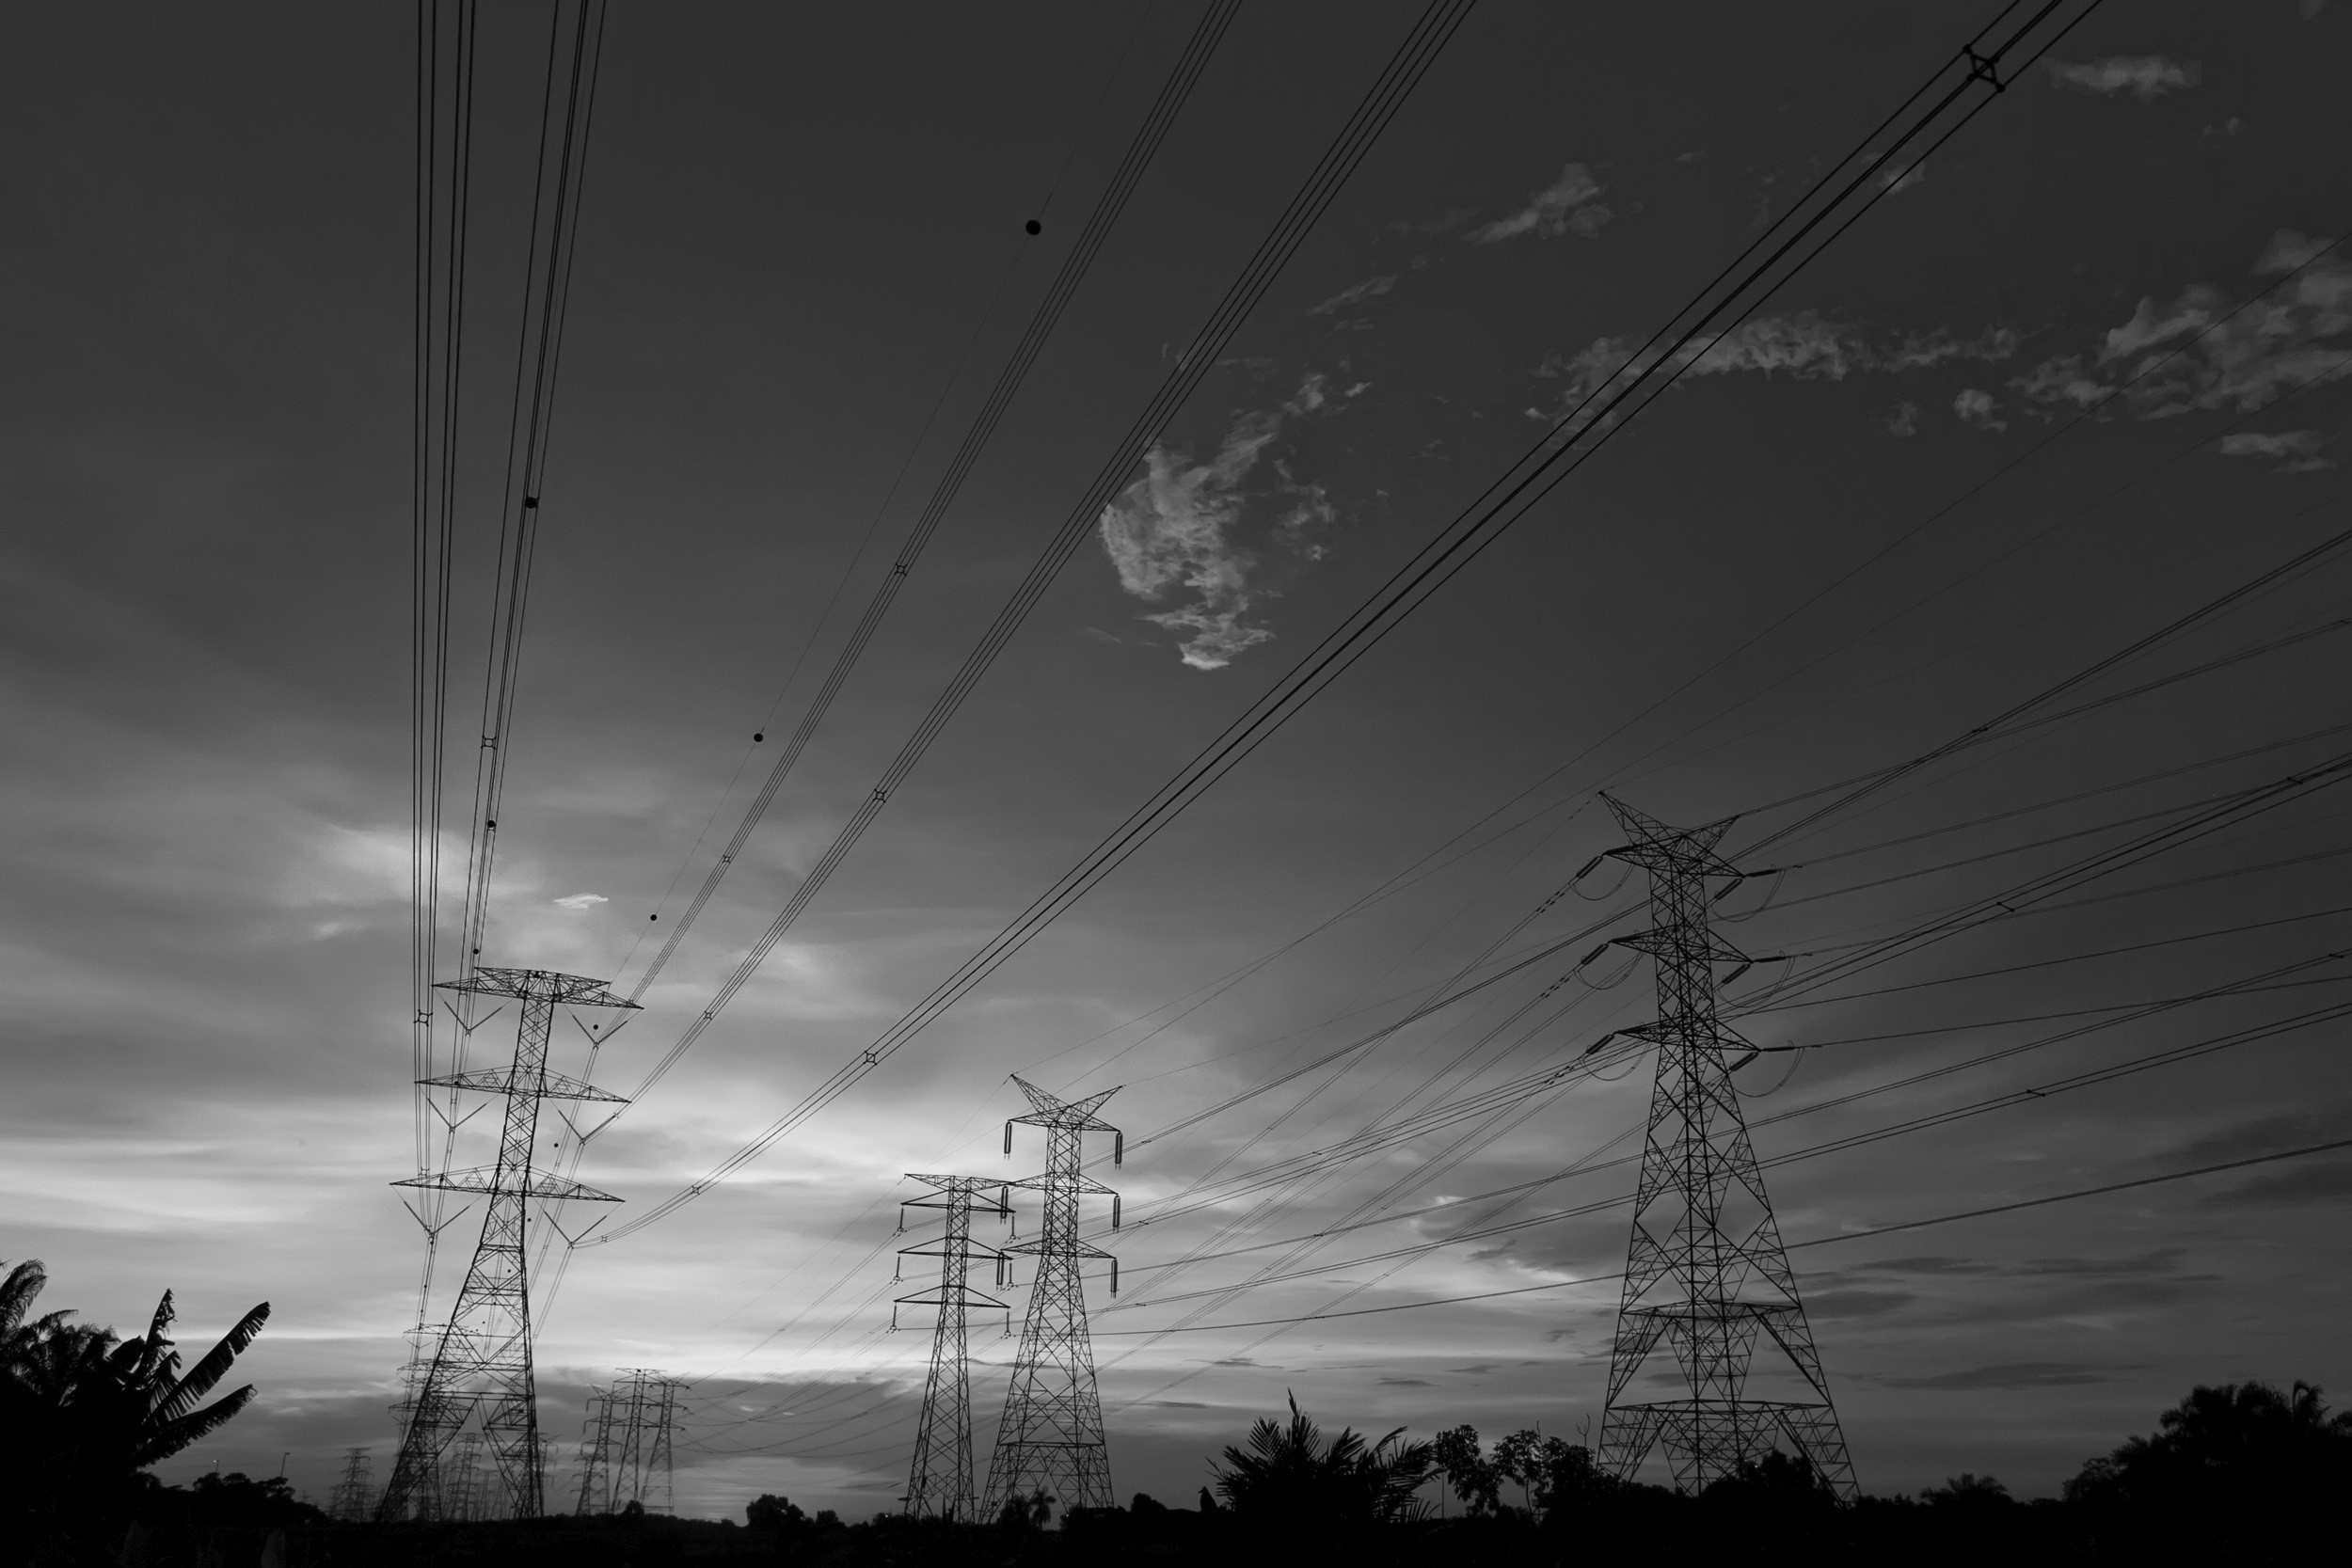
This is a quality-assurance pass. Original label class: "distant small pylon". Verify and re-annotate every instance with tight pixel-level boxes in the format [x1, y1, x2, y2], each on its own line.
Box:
[575, 1383, 615, 1514]
[326, 1448, 373, 1523]
[897, 1174, 1013, 1521]
[987, 1076, 1121, 1515]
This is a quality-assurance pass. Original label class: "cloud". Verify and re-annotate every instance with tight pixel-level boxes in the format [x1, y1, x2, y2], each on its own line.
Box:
[1530, 314, 2021, 417]
[1097, 411, 1280, 670]
[2211, 429, 2333, 472]
[1096, 373, 1343, 669]
[1885, 401, 1920, 437]
[1308, 275, 1396, 316]
[1468, 163, 1613, 244]
[1804, 1288, 1915, 1320]
[1879, 1361, 2123, 1391]
[552, 893, 608, 911]
[2043, 55, 2203, 101]
[2198, 1156, 2352, 1207]
[1377, 1377, 1432, 1386]
[2010, 230, 2352, 418]
[1953, 388, 2008, 432]
[1881, 161, 1928, 197]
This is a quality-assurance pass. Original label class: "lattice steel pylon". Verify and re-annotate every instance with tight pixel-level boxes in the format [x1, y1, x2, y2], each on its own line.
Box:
[377, 968, 637, 1520]
[574, 1382, 616, 1514]
[896, 1174, 1013, 1521]
[988, 1077, 1121, 1515]
[326, 1448, 373, 1523]
[444, 1431, 489, 1520]
[1593, 796, 1856, 1499]
[578, 1369, 680, 1513]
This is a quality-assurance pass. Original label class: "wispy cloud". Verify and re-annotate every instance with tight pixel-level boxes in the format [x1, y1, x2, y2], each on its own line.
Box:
[1468, 163, 1613, 244]
[2044, 55, 2203, 101]
[1097, 373, 1343, 670]
[2213, 429, 2333, 472]
[1879, 1361, 2123, 1391]
[553, 893, 608, 911]
[2010, 230, 2352, 419]
[1528, 313, 2020, 420]
[1308, 275, 1396, 316]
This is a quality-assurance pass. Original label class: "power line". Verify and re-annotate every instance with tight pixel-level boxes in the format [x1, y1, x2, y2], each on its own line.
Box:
[614, 0, 1247, 1010]
[583, 0, 1482, 1243]
[1091, 1135, 2352, 1335]
[594, 0, 2091, 1241]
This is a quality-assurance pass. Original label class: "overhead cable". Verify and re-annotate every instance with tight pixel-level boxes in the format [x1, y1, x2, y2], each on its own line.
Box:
[595, 0, 2096, 1240]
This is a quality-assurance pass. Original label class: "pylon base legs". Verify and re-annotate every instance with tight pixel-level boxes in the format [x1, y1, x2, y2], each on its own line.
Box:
[1601, 1399, 1856, 1500]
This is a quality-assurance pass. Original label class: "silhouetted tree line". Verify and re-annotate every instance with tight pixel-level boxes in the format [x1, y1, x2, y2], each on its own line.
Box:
[8, 1260, 2346, 1568]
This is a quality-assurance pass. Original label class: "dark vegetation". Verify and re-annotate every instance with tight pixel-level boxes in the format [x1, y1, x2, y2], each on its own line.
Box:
[3, 1259, 275, 1564]
[7, 1257, 2345, 1568]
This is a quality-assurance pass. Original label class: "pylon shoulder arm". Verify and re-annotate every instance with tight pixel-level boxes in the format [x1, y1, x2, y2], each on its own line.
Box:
[416, 1066, 629, 1102]
[435, 967, 641, 1009]
[393, 1166, 623, 1202]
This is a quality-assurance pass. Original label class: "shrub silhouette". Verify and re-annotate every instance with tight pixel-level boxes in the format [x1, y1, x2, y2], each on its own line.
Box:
[1210, 1391, 1433, 1533]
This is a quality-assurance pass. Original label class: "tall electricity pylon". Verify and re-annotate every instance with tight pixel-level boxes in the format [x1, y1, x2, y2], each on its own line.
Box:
[579, 1370, 681, 1513]
[575, 1383, 617, 1514]
[896, 1174, 1013, 1521]
[444, 1431, 489, 1520]
[378, 968, 637, 1520]
[326, 1448, 373, 1523]
[1593, 796, 1856, 1499]
[988, 1077, 1121, 1515]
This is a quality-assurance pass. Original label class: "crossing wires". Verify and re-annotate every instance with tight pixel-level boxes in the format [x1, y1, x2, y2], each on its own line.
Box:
[594, 0, 2105, 1243]
[578, 0, 1482, 1234]
[616, 0, 1246, 1007]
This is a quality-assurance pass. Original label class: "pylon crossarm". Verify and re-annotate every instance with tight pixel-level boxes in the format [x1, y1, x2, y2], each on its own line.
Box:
[437, 967, 641, 1009]
[418, 1066, 630, 1103]
[395, 1167, 624, 1203]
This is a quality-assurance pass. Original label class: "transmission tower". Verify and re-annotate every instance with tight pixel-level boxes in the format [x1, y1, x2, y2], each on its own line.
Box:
[575, 1383, 616, 1514]
[1592, 796, 1857, 1499]
[326, 1449, 373, 1523]
[643, 1377, 678, 1513]
[378, 968, 637, 1520]
[444, 1431, 489, 1520]
[578, 1369, 681, 1513]
[896, 1174, 1014, 1521]
[988, 1077, 1121, 1514]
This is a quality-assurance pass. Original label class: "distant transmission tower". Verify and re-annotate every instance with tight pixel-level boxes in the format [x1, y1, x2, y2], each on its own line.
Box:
[326, 1448, 373, 1522]
[643, 1378, 678, 1512]
[378, 968, 637, 1520]
[896, 1174, 1013, 1520]
[988, 1077, 1121, 1514]
[1592, 796, 1856, 1498]
[575, 1382, 616, 1514]
[578, 1369, 681, 1513]
[444, 1431, 488, 1520]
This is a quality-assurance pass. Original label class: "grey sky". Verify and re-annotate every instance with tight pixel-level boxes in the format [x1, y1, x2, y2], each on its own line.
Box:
[3, 0, 2348, 1519]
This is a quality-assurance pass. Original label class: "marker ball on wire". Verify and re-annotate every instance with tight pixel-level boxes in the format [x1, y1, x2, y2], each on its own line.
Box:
[754, 732, 764, 742]
[1025, 218, 1041, 235]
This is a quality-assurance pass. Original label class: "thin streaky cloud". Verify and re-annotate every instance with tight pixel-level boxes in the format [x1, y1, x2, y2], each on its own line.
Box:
[1466, 162, 1613, 244]
[2043, 55, 2203, 101]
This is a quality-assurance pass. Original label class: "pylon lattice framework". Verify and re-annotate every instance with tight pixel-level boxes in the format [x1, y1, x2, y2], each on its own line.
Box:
[576, 1369, 681, 1514]
[988, 1076, 1121, 1515]
[377, 968, 637, 1520]
[326, 1448, 373, 1524]
[1593, 797, 1856, 1499]
[896, 1176, 1014, 1522]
